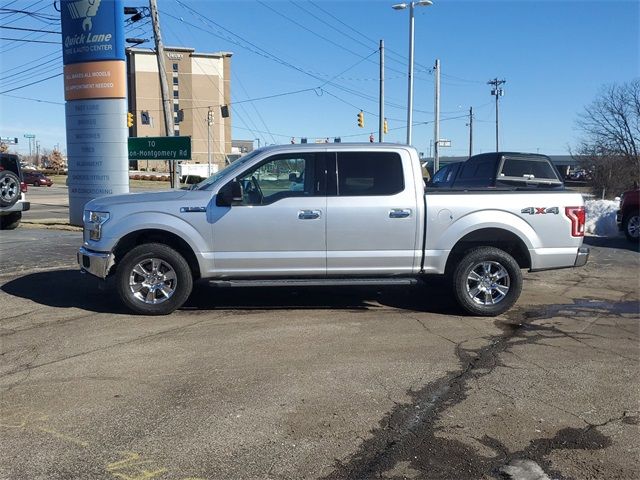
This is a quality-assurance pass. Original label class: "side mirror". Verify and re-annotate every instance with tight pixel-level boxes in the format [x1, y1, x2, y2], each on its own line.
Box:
[216, 180, 243, 206]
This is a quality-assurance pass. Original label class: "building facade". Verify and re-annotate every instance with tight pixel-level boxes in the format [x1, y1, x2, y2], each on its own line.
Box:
[126, 47, 232, 171]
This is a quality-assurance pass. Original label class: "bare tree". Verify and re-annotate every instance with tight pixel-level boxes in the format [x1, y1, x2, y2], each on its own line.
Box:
[49, 149, 65, 172]
[575, 79, 640, 198]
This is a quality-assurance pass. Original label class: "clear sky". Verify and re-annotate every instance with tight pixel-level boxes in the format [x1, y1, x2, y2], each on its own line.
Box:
[0, 0, 638, 158]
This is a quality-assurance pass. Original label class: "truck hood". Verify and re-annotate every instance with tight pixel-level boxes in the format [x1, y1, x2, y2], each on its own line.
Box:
[86, 190, 189, 211]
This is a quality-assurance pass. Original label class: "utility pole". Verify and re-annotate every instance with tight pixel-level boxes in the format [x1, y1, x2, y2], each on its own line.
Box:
[467, 106, 473, 157]
[433, 59, 441, 173]
[488, 78, 505, 152]
[379, 39, 384, 142]
[149, 0, 177, 187]
[207, 108, 213, 177]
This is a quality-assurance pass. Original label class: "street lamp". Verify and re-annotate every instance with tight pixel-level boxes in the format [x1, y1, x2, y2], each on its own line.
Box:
[392, 0, 433, 146]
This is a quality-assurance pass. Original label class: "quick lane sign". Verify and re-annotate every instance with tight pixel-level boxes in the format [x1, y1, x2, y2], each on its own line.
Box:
[61, 0, 125, 64]
[128, 136, 192, 160]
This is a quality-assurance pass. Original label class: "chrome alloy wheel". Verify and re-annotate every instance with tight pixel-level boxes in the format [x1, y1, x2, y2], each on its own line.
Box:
[466, 261, 511, 306]
[0, 176, 18, 202]
[128, 258, 178, 304]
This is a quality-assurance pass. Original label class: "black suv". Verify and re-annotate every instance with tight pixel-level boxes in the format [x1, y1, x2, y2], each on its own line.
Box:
[0, 153, 30, 229]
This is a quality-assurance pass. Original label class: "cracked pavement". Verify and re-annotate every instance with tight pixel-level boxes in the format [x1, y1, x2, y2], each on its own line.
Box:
[0, 231, 638, 479]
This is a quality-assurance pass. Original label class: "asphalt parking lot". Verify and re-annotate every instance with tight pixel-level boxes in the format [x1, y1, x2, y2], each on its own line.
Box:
[0, 189, 638, 480]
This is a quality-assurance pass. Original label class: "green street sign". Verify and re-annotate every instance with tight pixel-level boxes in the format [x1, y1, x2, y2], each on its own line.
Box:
[128, 136, 191, 160]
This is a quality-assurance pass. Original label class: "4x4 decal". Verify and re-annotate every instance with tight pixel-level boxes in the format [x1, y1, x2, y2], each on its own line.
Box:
[521, 207, 559, 215]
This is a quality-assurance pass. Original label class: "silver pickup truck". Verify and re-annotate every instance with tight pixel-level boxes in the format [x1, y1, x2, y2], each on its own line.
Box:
[78, 144, 588, 316]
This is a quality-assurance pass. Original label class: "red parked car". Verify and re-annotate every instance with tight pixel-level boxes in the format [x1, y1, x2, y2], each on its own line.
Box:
[23, 170, 53, 187]
[617, 188, 639, 242]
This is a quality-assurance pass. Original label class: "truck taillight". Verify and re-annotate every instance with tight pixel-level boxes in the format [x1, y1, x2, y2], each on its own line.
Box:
[565, 206, 585, 237]
[20, 181, 27, 193]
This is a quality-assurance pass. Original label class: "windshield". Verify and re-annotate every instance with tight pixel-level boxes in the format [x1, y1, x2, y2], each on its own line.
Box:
[192, 149, 264, 190]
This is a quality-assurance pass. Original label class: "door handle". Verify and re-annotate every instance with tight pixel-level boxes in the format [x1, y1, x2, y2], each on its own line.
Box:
[298, 210, 321, 220]
[389, 208, 411, 218]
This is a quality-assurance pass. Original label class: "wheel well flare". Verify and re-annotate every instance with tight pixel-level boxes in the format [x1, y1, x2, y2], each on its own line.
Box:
[112, 229, 201, 279]
[445, 228, 531, 274]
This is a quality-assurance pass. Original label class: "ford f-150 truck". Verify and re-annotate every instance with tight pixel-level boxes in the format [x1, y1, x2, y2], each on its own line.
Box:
[78, 144, 588, 316]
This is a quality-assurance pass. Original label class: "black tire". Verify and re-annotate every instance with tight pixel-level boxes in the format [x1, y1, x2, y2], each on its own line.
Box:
[116, 243, 193, 315]
[0, 170, 20, 207]
[0, 212, 21, 230]
[622, 213, 640, 243]
[452, 246, 523, 317]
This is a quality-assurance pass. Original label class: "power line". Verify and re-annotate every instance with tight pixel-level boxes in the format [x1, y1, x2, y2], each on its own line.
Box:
[0, 72, 61, 94]
[307, 0, 433, 75]
[0, 49, 58, 74]
[0, 63, 60, 87]
[0, 25, 60, 33]
[0, 93, 64, 105]
[0, 36, 59, 43]
[257, 0, 409, 79]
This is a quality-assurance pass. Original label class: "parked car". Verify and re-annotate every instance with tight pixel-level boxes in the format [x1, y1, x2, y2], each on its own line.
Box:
[616, 187, 639, 242]
[23, 170, 53, 187]
[78, 143, 588, 316]
[0, 153, 30, 230]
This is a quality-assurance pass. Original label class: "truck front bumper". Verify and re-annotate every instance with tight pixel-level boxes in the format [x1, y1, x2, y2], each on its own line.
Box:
[78, 246, 114, 279]
[574, 246, 590, 267]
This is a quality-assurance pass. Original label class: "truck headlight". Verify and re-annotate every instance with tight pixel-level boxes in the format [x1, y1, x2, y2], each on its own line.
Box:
[83, 210, 110, 241]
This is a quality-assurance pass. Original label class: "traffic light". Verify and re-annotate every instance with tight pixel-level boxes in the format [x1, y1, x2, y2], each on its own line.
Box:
[383, 118, 388, 134]
[127, 112, 134, 128]
[357, 110, 364, 128]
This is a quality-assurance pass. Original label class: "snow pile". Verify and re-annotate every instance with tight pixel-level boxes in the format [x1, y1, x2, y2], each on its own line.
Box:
[585, 198, 621, 237]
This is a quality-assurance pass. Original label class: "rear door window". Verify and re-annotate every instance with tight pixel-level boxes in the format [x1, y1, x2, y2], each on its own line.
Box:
[336, 151, 404, 196]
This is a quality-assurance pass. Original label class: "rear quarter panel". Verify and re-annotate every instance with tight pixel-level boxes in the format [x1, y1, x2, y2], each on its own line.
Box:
[424, 190, 585, 272]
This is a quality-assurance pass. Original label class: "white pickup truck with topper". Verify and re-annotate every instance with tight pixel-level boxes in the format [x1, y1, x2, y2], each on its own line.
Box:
[78, 144, 588, 316]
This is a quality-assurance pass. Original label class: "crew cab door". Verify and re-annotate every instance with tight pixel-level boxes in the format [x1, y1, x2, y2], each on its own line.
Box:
[326, 150, 420, 275]
[210, 152, 326, 277]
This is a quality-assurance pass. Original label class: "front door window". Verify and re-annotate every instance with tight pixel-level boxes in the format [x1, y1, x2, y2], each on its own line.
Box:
[237, 153, 317, 205]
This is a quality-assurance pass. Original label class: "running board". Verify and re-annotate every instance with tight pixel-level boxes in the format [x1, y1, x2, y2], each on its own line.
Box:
[209, 278, 419, 288]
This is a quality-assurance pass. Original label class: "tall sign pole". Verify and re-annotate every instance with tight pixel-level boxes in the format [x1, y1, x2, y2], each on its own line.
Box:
[379, 39, 384, 143]
[433, 59, 441, 173]
[149, 0, 177, 188]
[61, 0, 128, 225]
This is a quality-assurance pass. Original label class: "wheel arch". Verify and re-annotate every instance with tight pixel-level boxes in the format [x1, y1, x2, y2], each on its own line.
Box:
[112, 229, 201, 280]
[444, 227, 531, 276]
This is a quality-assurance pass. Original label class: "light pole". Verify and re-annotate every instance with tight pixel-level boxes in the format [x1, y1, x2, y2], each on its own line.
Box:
[392, 0, 433, 146]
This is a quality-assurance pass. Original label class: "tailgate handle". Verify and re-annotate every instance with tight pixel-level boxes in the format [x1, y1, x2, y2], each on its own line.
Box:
[389, 208, 411, 218]
[298, 210, 321, 220]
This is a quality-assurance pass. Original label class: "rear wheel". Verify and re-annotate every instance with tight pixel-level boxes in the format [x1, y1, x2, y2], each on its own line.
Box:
[116, 243, 193, 315]
[0, 212, 21, 230]
[452, 246, 523, 316]
[622, 213, 640, 242]
[0, 170, 20, 207]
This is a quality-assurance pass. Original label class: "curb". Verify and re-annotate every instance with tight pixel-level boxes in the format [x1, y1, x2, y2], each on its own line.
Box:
[21, 220, 82, 232]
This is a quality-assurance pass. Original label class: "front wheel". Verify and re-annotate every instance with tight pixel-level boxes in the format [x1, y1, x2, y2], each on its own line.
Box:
[116, 243, 193, 315]
[452, 247, 523, 316]
[622, 213, 640, 242]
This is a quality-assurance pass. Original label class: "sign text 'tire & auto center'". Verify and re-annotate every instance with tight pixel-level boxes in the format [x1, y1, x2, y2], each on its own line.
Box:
[61, 0, 128, 225]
